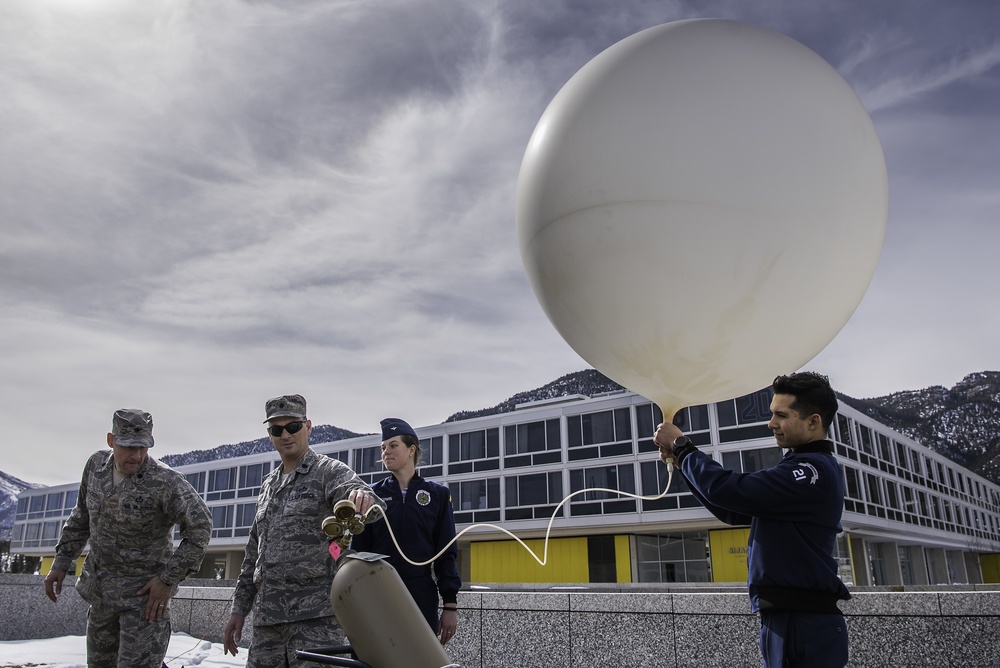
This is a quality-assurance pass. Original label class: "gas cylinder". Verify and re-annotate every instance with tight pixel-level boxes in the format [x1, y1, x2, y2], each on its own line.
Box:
[330, 551, 454, 668]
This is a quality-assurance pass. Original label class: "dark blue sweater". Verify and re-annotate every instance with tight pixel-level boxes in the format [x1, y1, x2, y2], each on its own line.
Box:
[680, 439, 850, 613]
[351, 474, 461, 606]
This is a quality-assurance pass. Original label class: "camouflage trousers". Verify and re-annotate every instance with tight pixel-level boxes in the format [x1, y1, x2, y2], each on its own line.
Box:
[86, 602, 171, 668]
[247, 615, 346, 668]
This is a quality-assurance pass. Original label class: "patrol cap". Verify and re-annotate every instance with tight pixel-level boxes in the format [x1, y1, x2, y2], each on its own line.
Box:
[264, 394, 307, 423]
[112, 409, 154, 448]
[380, 417, 417, 441]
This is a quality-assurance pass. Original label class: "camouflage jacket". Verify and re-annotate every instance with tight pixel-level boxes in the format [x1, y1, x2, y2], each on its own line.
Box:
[52, 450, 212, 612]
[231, 448, 384, 626]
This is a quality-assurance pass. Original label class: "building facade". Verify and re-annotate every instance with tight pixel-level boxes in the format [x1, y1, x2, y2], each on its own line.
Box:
[12, 388, 1000, 586]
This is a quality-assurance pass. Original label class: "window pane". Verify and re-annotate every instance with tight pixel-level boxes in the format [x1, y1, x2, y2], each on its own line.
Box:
[546, 420, 561, 451]
[548, 472, 563, 500]
[505, 477, 518, 506]
[212, 505, 233, 528]
[517, 474, 549, 506]
[614, 408, 631, 441]
[688, 405, 710, 431]
[567, 415, 582, 448]
[581, 412, 615, 445]
[461, 432, 486, 460]
[635, 403, 664, 434]
[717, 400, 736, 427]
[209, 468, 235, 491]
[42, 521, 60, 540]
[845, 468, 861, 500]
[357, 446, 382, 474]
[236, 503, 256, 527]
[186, 472, 205, 493]
[519, 422, 547, 453]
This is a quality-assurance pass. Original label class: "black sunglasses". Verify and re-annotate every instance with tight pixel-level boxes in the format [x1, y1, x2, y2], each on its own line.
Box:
[267, 420, 307, 437]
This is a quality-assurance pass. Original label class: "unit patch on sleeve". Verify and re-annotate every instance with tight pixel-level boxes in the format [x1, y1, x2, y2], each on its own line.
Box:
[791, 462, 820, 485]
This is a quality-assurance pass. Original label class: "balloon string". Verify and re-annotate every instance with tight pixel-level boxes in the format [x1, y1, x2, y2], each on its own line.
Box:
[359, 461, 674, 568]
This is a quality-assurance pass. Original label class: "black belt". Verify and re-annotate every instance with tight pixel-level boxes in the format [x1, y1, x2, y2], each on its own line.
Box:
[757, 586, 844, 615]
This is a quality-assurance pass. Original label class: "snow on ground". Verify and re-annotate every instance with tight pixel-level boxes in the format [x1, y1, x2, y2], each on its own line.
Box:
[0, 632, 248, 667]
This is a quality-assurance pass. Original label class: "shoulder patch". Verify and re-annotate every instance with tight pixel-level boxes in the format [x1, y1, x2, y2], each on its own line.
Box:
[791, 462, 820, 485]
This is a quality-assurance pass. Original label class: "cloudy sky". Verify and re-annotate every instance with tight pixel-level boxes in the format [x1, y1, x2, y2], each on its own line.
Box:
[2, 0, 998, 486]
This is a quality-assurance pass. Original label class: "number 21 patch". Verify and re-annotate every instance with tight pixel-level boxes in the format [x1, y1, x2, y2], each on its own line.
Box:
[791, 463, 819, 485]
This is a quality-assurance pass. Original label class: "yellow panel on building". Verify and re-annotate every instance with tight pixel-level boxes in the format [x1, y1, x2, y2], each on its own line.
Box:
[40, 556, 83, 576]
[614, 535, 631, 583]
[708, 527, 750, 583]
[981, 553, 1000, 584]
[471, 537, 590, 583]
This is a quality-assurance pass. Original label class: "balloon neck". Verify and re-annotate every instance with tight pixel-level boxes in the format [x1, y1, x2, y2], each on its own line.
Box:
[657, 403, 681, 425]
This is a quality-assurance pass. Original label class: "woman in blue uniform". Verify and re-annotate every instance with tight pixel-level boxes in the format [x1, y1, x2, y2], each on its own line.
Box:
[351, 418, 461, 645]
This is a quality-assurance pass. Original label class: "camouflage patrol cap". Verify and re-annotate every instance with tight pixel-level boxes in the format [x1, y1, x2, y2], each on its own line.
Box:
[264, 394, 307, 423]
[112, 409, 154, 448]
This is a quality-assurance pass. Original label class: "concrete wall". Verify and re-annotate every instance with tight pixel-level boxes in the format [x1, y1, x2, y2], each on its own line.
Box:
[3, 575, 1000, 667]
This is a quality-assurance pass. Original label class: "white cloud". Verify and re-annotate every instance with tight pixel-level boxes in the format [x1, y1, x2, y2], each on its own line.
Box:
[1, 0, 998, 484]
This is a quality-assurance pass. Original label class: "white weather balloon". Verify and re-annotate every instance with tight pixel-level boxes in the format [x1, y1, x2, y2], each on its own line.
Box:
[516, 19, 887, 418]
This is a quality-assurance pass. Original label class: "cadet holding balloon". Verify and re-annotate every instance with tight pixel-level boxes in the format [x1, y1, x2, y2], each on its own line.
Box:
[514, 18, 875, 668]
[654, 372, 850, 668]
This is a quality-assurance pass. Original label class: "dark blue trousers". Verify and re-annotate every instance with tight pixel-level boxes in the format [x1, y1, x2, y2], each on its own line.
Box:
[403, 575, 440, 633]
[760, 610, 848, 668]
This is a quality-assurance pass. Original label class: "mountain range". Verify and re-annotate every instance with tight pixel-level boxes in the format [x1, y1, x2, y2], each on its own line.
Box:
[2, 369, 998, 541]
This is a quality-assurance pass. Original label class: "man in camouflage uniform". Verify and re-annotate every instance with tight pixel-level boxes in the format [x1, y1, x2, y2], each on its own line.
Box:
[44, 409, 212, 668]
[223, 394, 384, 667]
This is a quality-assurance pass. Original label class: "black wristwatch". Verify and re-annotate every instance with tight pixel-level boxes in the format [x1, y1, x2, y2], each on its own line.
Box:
[671, 435, 697, 465]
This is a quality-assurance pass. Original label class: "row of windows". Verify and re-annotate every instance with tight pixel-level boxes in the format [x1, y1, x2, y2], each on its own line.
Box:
[9, 519, 64, 548]
[14, 490, 79, 521]
[15, 395, 999, 548]
[834, 414, 998, 511]
[183, 461, 280, 502]
[844, 465, 999, 539]
[14, 464, 1000, 554]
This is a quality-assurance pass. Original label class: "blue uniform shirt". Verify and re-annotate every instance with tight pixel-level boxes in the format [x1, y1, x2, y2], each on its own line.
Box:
[680, 439, 850, 613]
[352, 474, 461, 629]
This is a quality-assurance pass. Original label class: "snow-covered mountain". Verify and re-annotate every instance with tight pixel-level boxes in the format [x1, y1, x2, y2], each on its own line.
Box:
[157, 424, 366, 468]
[838, 371, 1000, 485]
[446, 368, 626, 421]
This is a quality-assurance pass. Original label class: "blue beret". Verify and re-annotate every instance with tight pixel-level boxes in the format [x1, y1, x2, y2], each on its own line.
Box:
[380, 417, 417, 441]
